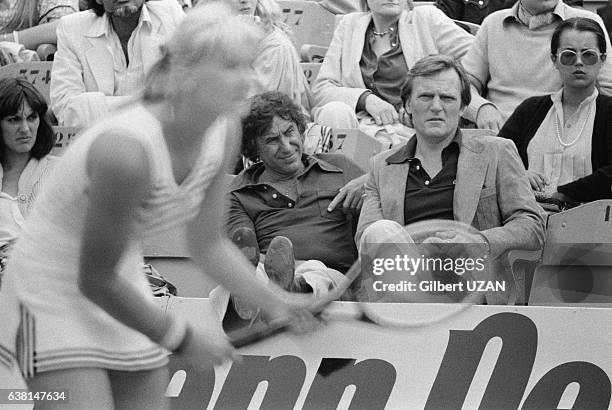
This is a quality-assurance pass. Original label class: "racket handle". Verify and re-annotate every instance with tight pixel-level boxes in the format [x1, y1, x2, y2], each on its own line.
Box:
[229, 319, 288, 348]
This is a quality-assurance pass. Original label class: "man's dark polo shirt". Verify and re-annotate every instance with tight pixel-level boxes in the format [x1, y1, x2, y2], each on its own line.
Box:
[385, 132, 460, 225]
[227, 154, 365, 273]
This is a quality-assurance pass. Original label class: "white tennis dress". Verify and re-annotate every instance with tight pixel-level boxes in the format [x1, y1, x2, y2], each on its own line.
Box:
[0, 104, 226, 377]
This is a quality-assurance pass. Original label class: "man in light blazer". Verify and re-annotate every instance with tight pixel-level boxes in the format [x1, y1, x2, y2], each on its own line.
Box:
[311, 2, 473, 141]
[356, 55, 545, 305]
[50, 0, 184, 127]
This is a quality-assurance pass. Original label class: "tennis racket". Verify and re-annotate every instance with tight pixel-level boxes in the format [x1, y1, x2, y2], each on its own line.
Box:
[230, 219, 510, 348]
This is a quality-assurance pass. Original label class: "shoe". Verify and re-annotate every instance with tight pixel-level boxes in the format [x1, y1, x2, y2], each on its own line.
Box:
[230, 227, 260, 320]
[231, 226, 260, 267]
[264, 236, 295, 291]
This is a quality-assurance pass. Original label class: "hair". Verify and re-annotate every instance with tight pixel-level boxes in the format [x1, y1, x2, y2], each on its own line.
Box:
[253, 0, 290, 33]
[4, 1, 39, 31]
[241, 91, 306, 160]
[86, 0, 150, 17]
[0, 78, 55, 161]
[359, 0, 413, 13]
[551, 17, 607, 56]
[142, 3, 263, 103]
[400, 54, 471, 109]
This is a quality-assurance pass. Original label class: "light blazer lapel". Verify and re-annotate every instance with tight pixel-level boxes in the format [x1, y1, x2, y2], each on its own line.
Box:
[381, 161, 410, 225]
[85, 36, 115, 95]
[454, 138, 487, 225]
[398, 10, 418, 70]
[346, 13, 371, 88]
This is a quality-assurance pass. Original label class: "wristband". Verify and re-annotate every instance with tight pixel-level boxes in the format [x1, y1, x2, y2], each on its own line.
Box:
[12, 31, 19, 44]
[158, 317, 188, 352]
[478, 232, 491, 257]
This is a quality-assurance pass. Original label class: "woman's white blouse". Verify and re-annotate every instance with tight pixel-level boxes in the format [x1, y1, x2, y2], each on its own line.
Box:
[527, 88, 597, 194]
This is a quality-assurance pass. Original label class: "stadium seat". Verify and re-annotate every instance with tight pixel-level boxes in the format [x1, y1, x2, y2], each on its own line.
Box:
[36, 44, 57, 61]
[51, 126, 80, 155]
[143, 226, 212, 298]
[142, 175, 237, 298]
[301, 62, 322, 86]
[328, 129, 393, 171]
[529, 200, 612, 306]
[278, 0, 336, 49]
[300, 44, 328, 62]
[0, 61, 53, 104]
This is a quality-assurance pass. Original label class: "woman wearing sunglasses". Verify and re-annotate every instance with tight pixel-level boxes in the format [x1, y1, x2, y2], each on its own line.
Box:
[499, 17, 612, 204]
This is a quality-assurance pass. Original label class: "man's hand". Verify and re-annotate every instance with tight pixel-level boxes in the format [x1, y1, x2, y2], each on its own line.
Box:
[476, 104, 504, 133]
[327, 174, 368, 212]
[173, 325, 241, 372]
[527, 170, 549, 192]
[365, 94, 399, 126]
[262, 289, 320, 335]
[550, 191, 571, 202]
[421, 230, 490, 262]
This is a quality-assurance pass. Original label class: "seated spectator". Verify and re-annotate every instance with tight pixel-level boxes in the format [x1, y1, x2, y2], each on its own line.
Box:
[462, 0, 612, 132]
[0, 78, 56, 284]
[499, 17, 612, 204]
[311, 0, 473, 143]
[214, 91, 365, 320]
[0, 0, 78, 52]
[356, 55, 545, 304]
[50, 0, 184, 127]
[214, 0, 310, 115]
[599, 0, 612, 39]
[435, 0, 582, 26]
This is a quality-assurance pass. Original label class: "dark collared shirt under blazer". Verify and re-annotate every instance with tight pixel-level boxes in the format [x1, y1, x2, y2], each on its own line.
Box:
[384, 134, 460, 225]
[356, 130, 546, 304]
[358, 22, 409, 111]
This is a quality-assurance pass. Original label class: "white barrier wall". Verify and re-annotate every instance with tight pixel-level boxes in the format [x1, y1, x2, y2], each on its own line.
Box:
[164, 298, 612, 409]
[3, 298, 612, 409]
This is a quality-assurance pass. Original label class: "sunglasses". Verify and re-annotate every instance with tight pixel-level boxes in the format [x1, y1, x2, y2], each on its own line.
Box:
[556, 49, 604, 66]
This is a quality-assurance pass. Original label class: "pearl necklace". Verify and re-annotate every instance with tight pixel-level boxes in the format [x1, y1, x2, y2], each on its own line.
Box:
[554, 106, 591, 148]
[372, 26, 394, 37]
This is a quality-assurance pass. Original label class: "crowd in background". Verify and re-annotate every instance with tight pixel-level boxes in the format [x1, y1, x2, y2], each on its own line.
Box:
[0, 0, 611, 405]
[0, 0, 611, 299]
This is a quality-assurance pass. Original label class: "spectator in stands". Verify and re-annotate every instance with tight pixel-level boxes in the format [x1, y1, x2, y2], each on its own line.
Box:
[462, 0, 612, 132]
[311, 0, 473, 143]
[50, 0, 184, 127]
[214, 0, 310, 114]
[598, 0, 612, 38]
[0, 5, 315, 408]
[0, 78, 55, 284]
[499, 17, 612, 204]
[217, 91, 364, 319]
[0, 0, 78, 53]
[435, 0, 582, 26]
[356, 55, 545, 304]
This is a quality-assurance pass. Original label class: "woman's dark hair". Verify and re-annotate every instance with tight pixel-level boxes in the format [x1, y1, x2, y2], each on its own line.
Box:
[241, 91, 306, 160]
[0, 78, 55, 161]
[551, 17, 607, 55]
[87, 0, 150, 17]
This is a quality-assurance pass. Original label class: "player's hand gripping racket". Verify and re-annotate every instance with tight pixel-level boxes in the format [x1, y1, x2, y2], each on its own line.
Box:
[230, 220, 508, 348]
